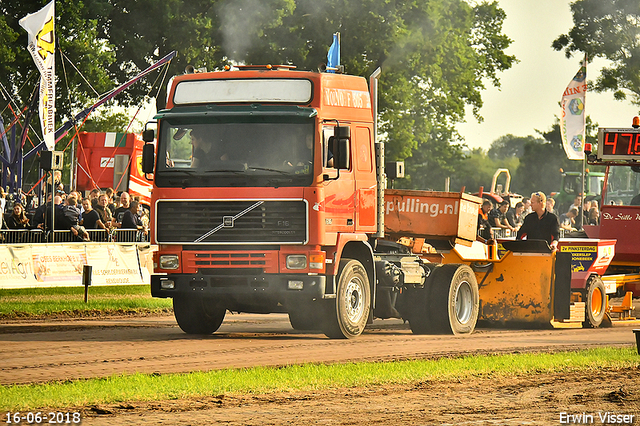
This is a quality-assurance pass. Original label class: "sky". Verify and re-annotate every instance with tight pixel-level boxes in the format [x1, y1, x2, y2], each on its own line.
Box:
[457, 0, 637, 150]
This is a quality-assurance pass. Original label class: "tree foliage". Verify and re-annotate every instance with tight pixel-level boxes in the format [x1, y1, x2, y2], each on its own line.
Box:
[512, 116, 601, 196]
[552, 0, 640, 105]
[1, 0, 515, 190]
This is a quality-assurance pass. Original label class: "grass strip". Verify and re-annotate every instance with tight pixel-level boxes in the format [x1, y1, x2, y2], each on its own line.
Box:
[0, 285, 171, 318]
[1, 347, 637, 411]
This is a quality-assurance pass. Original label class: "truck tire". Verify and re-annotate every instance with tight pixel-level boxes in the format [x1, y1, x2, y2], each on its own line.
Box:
[404, 264, 439, 334]
[583, 276, 606, 328]
[322, 259, 371, 339]
[288, 304, 321, 331]
[173, 295, 226, 335]
[427, 264, 479, 335]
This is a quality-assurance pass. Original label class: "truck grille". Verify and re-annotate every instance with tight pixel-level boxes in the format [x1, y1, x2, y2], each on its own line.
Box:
[155, 200, 307, 244]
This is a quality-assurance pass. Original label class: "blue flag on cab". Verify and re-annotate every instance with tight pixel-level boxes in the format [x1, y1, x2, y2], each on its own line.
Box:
[327, 33, 340, 73]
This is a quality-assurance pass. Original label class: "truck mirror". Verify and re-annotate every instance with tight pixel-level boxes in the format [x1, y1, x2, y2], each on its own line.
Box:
[334, 138, 350, 169]
[142, 129, 155, 142]
[334, 125, 351, 140]
[142, 143, 155, 174]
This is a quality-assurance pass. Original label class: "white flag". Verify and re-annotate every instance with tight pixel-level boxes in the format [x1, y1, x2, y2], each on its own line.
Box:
[560, 58, 587, 160]
[19, 1, 55, 151]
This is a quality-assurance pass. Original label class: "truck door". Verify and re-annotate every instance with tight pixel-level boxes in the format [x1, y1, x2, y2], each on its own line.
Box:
[322, 125, 355, 233]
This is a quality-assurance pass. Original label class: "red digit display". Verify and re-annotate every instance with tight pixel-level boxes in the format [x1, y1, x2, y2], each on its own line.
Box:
[598, 128, 640, 160]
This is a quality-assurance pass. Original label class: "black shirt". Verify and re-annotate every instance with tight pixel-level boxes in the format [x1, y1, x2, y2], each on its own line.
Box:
[505, 208, 522, 228]
[516, 210, 560, 245]
[121, 210, 142, 230]
[488, 208, 507, 227]
[81, 209, 101, 229]
[114, 206, 128, 223]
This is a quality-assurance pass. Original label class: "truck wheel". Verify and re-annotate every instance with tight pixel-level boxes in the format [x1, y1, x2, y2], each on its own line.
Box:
[322, 259, 371, 339]
[288, 304, 321, 331]
[583, 276, 606, 328]
[173, 295, 226, 334]
[404, 264, 439, 334]
[427, 264, 479, 335]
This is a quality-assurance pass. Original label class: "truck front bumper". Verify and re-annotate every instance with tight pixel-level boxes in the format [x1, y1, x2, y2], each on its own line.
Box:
[151, 272, 329, 312]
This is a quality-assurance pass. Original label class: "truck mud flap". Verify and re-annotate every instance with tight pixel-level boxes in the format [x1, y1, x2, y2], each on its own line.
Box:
[553, 252, 572, 321]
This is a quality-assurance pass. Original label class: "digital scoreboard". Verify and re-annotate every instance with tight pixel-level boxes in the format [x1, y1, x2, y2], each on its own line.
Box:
[597, 128, 640, 160]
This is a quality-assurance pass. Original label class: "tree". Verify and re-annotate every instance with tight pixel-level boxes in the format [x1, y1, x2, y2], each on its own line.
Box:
[2, 0, 515, 192]
[513, 116, 601, 196]
[552, 0, 640, 106]
[487, 135, 539, 160]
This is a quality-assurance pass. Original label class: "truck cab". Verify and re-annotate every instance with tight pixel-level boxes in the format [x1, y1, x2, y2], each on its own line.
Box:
[144, 65, 379, 337]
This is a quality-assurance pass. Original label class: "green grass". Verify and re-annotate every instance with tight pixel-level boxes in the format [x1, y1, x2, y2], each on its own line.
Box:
[0, 285, 171, 318]
[1, 347, 637, 411]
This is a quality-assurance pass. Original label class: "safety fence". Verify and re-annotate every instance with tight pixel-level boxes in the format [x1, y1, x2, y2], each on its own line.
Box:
[0, 229, 147, 244]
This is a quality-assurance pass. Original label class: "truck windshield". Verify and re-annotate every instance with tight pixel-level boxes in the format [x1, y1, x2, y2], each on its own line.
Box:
[155, 119, 314, 187]
[603, 167, 640, 206]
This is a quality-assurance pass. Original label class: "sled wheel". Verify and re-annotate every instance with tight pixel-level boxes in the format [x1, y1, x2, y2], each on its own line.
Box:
[426, 264, 479, 335]
[583, 276, 606, 328]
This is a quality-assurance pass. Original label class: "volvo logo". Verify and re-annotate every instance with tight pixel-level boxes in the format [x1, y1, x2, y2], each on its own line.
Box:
[223, 216, 234, 227]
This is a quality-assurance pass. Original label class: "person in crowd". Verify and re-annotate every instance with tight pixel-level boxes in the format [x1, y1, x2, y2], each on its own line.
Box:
[506, 202, 525, 231]
[112, 192, 130, 227]
[32, 193, 51, 229]
[477, 199, 493, 240]
[516, 191, 560, 251]
[569, 194, 582, 213]
[61, 196, 90, 241]
[105, 187, 116, 213]
[522, 197, 532, 217]
[120, 200, 148, 236]
[630, 192, 640, 205]
[5, 202, 30, 229]
[89, 188, 101, 209]
[580, 199, 592, 224]
[545, 197, 558, 217]
[587, 207, 599, 226]
[95, 194, 113, 228]
[559, 207, 579, 232]
[0, 188, 6, 221]
[80, 198, 107, 230]
[489, 200, 516, 232]
[41, 195, 65, 231]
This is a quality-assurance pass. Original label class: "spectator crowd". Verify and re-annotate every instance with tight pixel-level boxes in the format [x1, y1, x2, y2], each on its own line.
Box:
[0, 186, 149, 242]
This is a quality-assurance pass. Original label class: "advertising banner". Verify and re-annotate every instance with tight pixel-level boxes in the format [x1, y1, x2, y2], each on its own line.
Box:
[0, 246, 39, 287]
[86, 244, 144, 286]
[0, 244, 148, 289]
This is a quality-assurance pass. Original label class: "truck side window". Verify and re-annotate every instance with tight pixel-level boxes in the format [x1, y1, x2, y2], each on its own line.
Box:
[322, 126, 335, 168]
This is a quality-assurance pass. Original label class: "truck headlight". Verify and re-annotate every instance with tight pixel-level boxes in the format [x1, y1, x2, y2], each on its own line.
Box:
[286, 255, 307, 270]
[159, 255, 179, 270]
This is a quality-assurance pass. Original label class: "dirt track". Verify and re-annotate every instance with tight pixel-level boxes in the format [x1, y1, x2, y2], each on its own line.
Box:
[2, 313, 639, 425]
[1, 313, 639, 385]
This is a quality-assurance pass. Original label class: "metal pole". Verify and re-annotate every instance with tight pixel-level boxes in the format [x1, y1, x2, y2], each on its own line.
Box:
[579, 155, 586, 228]
[82, 265, 92, 303]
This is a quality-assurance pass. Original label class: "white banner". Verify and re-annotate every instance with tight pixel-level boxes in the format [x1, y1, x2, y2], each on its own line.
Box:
[19, 1, 55, 150]
[86, 244, 144, 286]
[0, 243, 148, 289]
[560, 58, 587, 160]
[0, 246, 39, 286]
